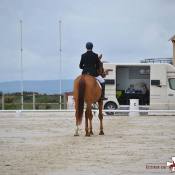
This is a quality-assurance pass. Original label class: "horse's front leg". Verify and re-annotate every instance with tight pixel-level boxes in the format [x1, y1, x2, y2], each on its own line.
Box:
[98, 100, 104, 135]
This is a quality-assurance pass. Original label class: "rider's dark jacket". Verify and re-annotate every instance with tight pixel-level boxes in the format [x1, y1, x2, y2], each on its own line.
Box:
[79, 51, 100, 77]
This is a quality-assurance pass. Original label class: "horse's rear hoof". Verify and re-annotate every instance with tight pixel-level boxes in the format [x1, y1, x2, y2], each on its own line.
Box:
[85, 132, 91, 137]
[99, 131, 104, 135]
[90, 131, 94, 135]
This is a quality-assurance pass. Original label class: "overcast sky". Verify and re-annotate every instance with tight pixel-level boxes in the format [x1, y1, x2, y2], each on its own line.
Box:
[0, 0, 175, 82]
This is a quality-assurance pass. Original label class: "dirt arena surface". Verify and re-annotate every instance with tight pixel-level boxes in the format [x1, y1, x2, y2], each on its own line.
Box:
[0, 111, 175, 175]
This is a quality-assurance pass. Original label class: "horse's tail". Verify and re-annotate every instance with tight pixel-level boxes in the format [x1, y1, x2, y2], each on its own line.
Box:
[77, 76, 85, 125]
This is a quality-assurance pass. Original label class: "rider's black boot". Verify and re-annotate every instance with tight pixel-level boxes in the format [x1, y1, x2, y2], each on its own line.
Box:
[100, 83, 108, 100]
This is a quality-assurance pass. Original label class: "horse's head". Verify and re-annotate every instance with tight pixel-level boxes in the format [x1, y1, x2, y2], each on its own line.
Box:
[97, 54, 105, 77]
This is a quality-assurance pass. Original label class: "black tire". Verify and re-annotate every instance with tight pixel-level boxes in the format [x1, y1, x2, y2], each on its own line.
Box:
[104, 101, 118, 115]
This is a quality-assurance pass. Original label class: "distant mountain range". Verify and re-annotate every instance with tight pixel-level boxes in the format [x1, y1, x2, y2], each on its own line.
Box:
[0, 80, 74, 94]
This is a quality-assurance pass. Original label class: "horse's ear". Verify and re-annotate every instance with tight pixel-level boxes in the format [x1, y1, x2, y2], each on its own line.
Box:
[98, 54, 102, 59]
[104, 69, 113, 75]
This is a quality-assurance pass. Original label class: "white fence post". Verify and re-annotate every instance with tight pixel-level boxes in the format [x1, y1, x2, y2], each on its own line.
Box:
[2, 93, 4, 110]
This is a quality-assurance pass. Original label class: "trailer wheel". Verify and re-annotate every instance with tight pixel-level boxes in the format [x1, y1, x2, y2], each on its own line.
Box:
[104, 101, 118, 115]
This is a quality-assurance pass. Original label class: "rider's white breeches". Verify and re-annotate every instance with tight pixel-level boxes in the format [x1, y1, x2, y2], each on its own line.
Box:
[95, 75, 105, 83]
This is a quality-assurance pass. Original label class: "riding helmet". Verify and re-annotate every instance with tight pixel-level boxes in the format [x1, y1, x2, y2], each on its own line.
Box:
[86, 42, 93, 50]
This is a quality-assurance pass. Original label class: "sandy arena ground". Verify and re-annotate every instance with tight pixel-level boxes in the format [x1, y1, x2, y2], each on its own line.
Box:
[0, 111, 175, 175]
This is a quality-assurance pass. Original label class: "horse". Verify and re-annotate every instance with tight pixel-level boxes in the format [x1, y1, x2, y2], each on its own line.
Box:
[73, 59, 105, 136]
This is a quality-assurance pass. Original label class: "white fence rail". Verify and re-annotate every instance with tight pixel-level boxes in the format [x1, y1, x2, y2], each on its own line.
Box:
[0, 109, 175, 113]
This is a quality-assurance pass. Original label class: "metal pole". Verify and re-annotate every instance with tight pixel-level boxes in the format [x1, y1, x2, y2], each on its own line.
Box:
[59, 20, 62, 109]
[33, 92, 35, 110]
[20, 20, 24, 110]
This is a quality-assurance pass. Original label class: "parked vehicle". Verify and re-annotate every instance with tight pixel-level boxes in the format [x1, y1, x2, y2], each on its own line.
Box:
[103, 63, 175, 110]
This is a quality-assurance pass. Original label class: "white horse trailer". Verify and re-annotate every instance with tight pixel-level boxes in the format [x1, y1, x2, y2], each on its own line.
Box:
[103, 63, 175, 111]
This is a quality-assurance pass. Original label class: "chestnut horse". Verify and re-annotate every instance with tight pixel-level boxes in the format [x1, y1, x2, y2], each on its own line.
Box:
[73, 62, 104, 136]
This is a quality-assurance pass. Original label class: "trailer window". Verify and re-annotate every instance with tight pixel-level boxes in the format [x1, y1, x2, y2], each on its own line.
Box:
[169, 78, 175, 90]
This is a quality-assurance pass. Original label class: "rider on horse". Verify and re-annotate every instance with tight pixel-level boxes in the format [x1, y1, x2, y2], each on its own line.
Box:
[79, 42, 107, 100]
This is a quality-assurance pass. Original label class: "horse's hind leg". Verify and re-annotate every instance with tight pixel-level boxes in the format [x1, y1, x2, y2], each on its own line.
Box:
[98, 100, 104, 135]
[85, 110, 90, 136]
[85, 104, 91, 137]
[74, 112, 79, 136]
[74, 125, 79, 136]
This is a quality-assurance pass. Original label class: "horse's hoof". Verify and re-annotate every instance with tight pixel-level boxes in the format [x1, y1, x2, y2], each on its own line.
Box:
[85, 133, 91, 137]
[74, 133, 79, 136]
[99, 131, 104, 135]
[90, 131, 94, 135]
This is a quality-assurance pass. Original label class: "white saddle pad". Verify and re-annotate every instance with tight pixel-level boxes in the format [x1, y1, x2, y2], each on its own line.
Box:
[96, 80, 102, 89]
